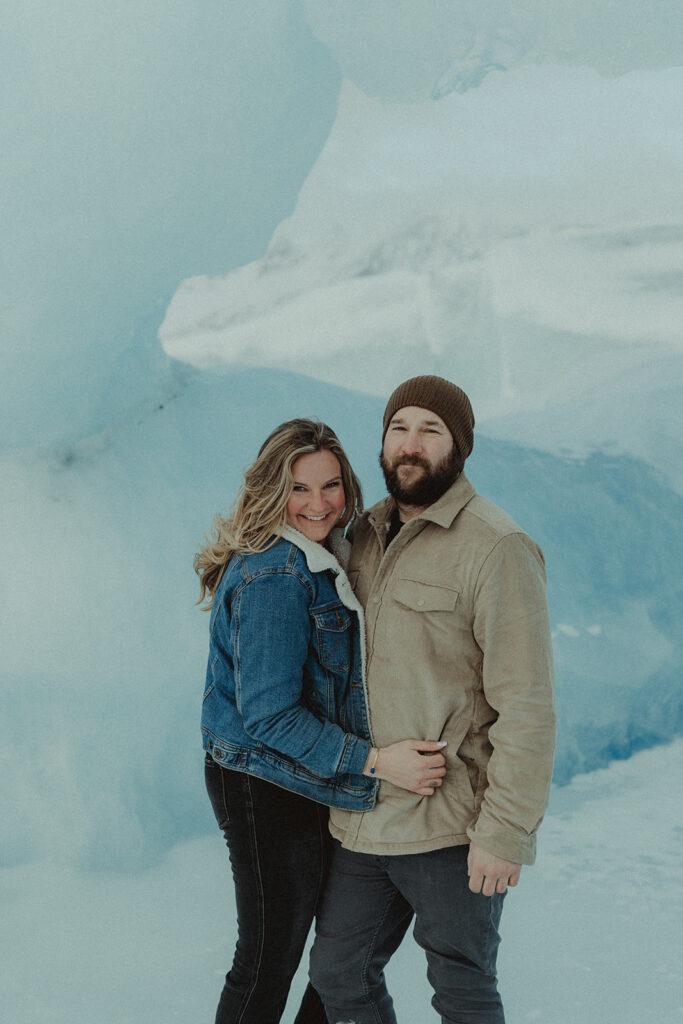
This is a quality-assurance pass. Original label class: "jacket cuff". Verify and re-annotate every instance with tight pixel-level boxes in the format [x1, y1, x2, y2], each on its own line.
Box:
[338, 734, 372, 777]
[467, 820, 538, 867]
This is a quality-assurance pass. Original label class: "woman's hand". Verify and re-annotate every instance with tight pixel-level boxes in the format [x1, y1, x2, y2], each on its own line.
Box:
[363, 739, 447, 795]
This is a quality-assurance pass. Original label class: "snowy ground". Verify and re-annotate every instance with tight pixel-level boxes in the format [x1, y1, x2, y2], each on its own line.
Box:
[4, 740, 681, 1024]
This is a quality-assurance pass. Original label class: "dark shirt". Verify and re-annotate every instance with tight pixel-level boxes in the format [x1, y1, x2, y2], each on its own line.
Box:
[386, 507, 404, 548]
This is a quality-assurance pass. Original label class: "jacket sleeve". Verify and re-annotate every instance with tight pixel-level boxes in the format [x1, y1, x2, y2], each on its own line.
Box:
[231, 571, 371, 778]
[469, 532, 556, 865]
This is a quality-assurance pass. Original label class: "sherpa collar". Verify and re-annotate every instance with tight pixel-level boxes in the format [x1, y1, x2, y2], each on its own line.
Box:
[280, 525, 363, 619]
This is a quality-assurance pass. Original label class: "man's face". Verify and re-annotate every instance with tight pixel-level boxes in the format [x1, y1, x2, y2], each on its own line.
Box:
[381, 405, 460, 507]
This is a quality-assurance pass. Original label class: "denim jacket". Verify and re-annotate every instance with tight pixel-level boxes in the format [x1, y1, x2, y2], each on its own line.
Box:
[201, 525, 378, 810]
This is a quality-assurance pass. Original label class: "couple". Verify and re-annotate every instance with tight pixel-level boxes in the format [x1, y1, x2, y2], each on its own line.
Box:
[196, 375, 556, 1024]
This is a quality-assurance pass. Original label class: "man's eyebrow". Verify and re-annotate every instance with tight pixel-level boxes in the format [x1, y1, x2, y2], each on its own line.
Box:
[390, 416, 445, 427]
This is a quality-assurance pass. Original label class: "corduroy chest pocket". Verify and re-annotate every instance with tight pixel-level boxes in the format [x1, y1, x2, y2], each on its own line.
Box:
[393, 577, 460, 612]
[312, 606, 353, 671]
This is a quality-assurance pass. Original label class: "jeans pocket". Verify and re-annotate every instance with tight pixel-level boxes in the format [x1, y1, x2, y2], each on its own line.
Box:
[204, 756, 233, 829]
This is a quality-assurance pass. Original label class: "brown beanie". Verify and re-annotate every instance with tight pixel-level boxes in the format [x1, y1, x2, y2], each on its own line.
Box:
[382, 375, 475, 462]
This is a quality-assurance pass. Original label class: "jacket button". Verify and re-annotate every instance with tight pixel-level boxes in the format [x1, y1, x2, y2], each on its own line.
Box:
[417, 599, 425, 607]
[214, 748, 223, 758]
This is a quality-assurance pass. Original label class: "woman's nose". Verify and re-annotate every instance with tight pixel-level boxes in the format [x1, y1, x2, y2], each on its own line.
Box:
[307, 491, 328, 511]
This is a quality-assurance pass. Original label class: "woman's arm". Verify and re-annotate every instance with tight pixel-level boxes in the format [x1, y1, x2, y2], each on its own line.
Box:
[230, 573, 446, 794]
[362, 740, 447, 796]
[232, 572, 370, 778]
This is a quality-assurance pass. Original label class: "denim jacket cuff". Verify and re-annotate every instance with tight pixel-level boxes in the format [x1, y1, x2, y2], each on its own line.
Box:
[337, 734, 372, 777]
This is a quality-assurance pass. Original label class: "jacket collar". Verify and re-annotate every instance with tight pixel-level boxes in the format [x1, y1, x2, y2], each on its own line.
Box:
[281, 525, 362, 620]
[368, 472, 476, 531]
[281, 524, 350, 573]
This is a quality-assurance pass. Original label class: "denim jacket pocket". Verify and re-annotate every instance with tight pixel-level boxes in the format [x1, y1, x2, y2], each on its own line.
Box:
[312, 605, 353, 672]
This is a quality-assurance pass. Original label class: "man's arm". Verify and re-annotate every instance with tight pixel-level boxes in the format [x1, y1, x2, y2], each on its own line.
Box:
[469, 531, 556, 868]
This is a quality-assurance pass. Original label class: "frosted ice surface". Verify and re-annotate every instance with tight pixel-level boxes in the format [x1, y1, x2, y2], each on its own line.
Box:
[0, 3, 340, 451]
[304, 0, 683, 100]
[2, 6, 682, 1014]
[1, 368, 681, 870]
[160, 70, 683, 493]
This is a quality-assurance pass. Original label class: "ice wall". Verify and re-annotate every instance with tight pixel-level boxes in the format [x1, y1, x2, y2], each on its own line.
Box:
[1, 2, 340, 451]
[305, 0, 683, 99]
[2, 368, 681, 871]
[160, 68, 683, 492]
[3, 0, 683, 877]
[6, 1, 683, 459]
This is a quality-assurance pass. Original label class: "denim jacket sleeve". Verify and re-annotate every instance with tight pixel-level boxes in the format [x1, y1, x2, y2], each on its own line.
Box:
[231, 570, 371, 778]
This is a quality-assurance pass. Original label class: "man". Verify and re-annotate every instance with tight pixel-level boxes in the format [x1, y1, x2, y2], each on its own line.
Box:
[310, 376, 556, 1024]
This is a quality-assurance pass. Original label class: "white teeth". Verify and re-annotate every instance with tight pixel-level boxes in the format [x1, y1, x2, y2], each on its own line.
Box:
[302, 514, 328, 521]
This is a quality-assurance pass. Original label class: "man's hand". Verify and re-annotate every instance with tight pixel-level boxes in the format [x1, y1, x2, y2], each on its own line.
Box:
[467, 842, 521, 896]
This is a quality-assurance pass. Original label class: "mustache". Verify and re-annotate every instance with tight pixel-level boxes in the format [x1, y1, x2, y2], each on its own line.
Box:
[391, 454, 430, 469]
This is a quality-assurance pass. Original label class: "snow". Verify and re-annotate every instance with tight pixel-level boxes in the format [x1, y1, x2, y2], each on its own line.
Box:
[2, 740, 680, 1023]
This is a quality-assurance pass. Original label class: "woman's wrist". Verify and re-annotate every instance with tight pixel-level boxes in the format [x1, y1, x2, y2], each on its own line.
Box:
[363, 746, 381, 777]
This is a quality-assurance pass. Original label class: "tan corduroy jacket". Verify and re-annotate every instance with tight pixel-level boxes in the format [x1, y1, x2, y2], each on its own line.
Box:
[329, 473, 556, 866]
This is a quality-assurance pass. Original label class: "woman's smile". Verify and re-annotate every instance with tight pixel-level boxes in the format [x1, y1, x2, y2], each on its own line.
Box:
[286, 450, 346, 543]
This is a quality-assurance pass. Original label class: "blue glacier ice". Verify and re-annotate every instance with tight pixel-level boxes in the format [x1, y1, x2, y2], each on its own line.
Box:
[2, 0, 682, 874]
[2, 366, 681, 871]
[2, 6, 683, 1021]
[0, 3, 339, 451]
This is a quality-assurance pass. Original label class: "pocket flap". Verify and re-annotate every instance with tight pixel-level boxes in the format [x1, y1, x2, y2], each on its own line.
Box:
[393, 578, 459, 612]
[312, 606, 353, 632]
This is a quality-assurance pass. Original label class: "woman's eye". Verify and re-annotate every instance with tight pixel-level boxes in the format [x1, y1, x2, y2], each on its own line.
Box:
[324, 480, 342, 489]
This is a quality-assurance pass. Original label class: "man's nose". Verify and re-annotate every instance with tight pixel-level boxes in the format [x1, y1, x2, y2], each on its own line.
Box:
[401, 432, 423, 454]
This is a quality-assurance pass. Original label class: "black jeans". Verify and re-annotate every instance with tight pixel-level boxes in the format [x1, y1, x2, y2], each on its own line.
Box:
[205, 755, 331, 1024]
[310, 841, 506, 1024]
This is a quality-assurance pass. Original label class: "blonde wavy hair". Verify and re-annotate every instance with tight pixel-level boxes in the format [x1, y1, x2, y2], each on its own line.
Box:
[194, 418, 363, 608]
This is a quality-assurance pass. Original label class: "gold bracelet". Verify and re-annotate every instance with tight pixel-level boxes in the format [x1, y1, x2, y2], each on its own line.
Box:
[369, 747, 380, 775]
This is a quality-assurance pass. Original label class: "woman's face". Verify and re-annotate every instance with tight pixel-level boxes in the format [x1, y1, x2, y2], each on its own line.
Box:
[286, 449, 346, 544]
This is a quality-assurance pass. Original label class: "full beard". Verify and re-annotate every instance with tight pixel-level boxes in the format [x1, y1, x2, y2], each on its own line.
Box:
[379, 448, 462, 507]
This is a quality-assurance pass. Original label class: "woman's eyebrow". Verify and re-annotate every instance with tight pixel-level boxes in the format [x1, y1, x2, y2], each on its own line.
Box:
[292, 476, 342, 486]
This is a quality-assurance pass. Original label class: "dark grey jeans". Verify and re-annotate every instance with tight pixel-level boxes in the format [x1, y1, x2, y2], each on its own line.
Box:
[205, 754, 331, 1024]
[309, 840, 505, 1024]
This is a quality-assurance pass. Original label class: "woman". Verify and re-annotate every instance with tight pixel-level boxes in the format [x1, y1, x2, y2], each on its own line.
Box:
[195, 419, 446, 1024]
